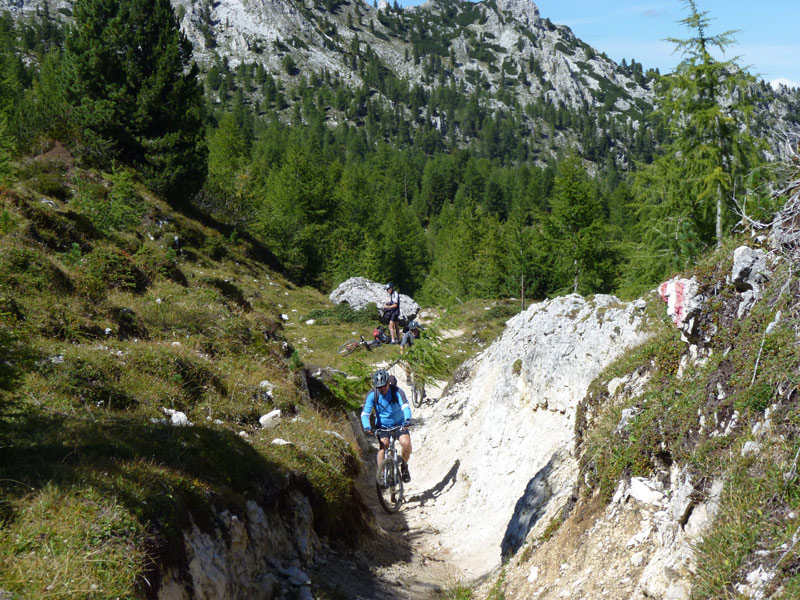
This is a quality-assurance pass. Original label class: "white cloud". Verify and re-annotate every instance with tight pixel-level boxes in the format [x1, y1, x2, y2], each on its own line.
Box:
[770, 78, 800, 91]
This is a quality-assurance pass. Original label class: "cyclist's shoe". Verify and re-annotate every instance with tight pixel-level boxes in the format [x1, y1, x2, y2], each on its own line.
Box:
[401, 462, 411, 483]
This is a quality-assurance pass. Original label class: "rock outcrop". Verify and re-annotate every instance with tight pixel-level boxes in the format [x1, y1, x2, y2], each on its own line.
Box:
[158, 494, 320, 600]
[329, 276, 420, 321]
[411, 293, 652, 577]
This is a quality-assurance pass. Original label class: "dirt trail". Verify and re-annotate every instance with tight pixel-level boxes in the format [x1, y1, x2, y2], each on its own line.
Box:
[313, 365, 467, 599]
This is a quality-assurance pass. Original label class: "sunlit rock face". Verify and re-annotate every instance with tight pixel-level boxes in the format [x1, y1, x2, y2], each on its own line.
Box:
[411, 293, 651, 577]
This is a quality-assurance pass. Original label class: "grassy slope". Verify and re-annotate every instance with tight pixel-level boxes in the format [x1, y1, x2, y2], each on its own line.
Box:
[0, 155, 373, 598]
[0, 153, 520, 598]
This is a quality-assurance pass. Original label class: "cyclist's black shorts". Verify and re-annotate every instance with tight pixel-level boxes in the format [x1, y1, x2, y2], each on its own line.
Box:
[377, 426, 409, 438]
[383, 308, 400, 322]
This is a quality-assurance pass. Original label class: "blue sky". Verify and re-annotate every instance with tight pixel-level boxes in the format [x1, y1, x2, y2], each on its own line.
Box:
[398, 0, 800, 88]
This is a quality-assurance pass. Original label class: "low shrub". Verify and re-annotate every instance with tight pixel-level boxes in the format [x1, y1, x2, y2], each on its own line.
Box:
[79, 246, 147, 299]
[0, 246, 73, 294]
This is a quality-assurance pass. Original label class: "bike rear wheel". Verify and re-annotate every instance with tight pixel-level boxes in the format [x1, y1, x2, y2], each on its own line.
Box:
[375, 458, 404, 513]
[411, 382, 422, 408]
[338, 340, 360, 356]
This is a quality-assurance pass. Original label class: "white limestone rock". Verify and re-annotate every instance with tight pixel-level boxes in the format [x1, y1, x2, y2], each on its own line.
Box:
[658, 277, 706, 344]
[163, 408, 192, 427]
[329, 276, 420, 321]
[732, 246, 771, 317]
[629, 477, 665, 506]
[410, 293, 652, 577]
[259, 409, 281, 429]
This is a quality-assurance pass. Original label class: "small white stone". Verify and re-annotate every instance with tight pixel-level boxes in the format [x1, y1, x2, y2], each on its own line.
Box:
[630, 552, 645, 567]
[629, 477, 664, 505]
[259, 410, 281, 428]
[741, 441, 762, 457]
[281, 314, 289, 321]
[272, 438, 293, 446]
[171, 341, 181, 347]
[156, 298, 162, 304]
[527, 566, 539, 583]
[305, 319, 316, 325]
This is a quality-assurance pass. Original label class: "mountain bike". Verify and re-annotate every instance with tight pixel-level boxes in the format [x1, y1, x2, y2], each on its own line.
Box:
[373, 425, 408, 513]
[337, 326, 391, 356]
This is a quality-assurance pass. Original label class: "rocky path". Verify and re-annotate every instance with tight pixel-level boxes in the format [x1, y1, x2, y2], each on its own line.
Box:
[313, 366, 467, 599]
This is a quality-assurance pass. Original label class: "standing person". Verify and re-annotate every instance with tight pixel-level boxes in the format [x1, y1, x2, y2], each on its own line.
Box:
[382, 283, 400, 344]
[361, 369, 412, 482]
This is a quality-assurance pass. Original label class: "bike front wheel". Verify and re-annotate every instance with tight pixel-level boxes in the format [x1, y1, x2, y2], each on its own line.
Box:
[375, 458, 404, 513]
[338, 340, 360, 356]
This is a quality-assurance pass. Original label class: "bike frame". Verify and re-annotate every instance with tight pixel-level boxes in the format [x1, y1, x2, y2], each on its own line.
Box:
[374, 425, 406, 513]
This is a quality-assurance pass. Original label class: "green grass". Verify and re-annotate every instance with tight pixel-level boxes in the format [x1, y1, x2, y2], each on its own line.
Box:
[0, 164, 369, 597]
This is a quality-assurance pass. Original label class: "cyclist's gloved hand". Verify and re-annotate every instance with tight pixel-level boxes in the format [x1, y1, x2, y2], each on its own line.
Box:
[402, 419, 411, 428]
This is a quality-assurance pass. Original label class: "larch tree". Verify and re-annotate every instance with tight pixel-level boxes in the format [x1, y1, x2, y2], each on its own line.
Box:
[631, 0, 763, 283]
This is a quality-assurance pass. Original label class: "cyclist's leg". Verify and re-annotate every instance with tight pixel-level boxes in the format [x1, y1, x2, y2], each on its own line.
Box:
[398, 433, 412, 482]
[398, 433, 412, 463]
[377, 436, 390, 464]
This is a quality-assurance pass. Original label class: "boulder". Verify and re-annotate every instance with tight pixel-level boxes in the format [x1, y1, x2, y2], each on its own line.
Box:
[410, 293, 652, 577]
[329, 277, 420, 321]
[731, 246, 770, 317]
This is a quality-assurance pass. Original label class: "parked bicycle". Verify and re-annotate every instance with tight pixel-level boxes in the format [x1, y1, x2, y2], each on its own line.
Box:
[337, 326, 391, 356]
[373, 424, 408, 513]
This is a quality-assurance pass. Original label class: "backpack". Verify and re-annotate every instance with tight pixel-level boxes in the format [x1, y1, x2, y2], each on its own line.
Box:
[382, 290, 400, 317]
[373, 326, 391, 343]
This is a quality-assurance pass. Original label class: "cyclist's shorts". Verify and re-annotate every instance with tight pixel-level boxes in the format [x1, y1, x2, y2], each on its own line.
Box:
[383, 308, 400, 322]
[377, 426, 409, 438]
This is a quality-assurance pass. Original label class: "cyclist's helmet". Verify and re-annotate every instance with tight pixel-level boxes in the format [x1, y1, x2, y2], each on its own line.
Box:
[372, 368, 390, 387]
[408, 320, 421, 331]
[385, 282, 393, 290]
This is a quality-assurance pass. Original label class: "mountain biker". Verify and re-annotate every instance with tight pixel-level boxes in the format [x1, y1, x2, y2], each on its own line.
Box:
[361, 368, 412, 482]
[400, 320, 422, 351]
[382, 283, 400, 344]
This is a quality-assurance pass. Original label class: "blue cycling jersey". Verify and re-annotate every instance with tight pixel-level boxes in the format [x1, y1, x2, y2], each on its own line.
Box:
[361, 386, 411, 430]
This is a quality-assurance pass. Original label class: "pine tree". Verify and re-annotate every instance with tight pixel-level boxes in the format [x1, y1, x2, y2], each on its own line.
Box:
[62, 0, 207, 203]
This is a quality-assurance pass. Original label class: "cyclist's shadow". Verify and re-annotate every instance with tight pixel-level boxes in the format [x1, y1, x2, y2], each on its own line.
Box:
[408, 459, 460, 507]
